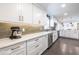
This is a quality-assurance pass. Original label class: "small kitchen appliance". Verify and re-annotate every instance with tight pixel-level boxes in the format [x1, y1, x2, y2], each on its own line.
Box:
[10, 26, 22, 39]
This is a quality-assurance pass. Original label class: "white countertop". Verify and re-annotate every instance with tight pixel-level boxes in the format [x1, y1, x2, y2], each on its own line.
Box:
[0, 31, 53, 49]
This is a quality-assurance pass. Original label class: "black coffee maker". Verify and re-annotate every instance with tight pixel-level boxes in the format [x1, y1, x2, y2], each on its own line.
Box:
[10, 26, 22, 39]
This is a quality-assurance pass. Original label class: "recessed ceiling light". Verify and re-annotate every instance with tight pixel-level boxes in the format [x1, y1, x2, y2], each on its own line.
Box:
[64, 13, 68, 16]
[61, 4, 66, 8]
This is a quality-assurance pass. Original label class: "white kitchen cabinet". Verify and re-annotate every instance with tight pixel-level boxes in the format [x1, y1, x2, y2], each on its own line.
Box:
[60, 30, 64, 37]
[0, 41, 26, 55]
[0, 3, 47, 25]
[39, 35, 48, 54]
[0, 3, 48, 25]
[0, 34, 48, 55]
[40, 35, 48, 54]
[26, 35, 48, 55]
[22, 3, 32, 24]
[32, 5, 42, 25]
[26, 37, 42, 55]
[60, 30, 68, 37]
[32, 4, 46, 26]
[0, 3, 33, 23]
[70, 31, 78, 39]
[53, 31, 58, 42]
[0, 3, 19, 22]
[59, 30, 79, 39]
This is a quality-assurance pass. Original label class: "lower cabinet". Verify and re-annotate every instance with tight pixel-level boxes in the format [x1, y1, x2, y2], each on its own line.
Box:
[41, 35, 48, 53]
[59, 30, 79, 39]
[53, 31, 58, 42]
[26, 35, 48, 55]
[0, 41, 26, 55]
[0, 35, 48, 55]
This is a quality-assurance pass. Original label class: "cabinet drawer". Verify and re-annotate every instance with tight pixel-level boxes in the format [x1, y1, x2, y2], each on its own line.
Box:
[27, 43, 42, 55]
[10, 49, 26, 55]
[16, 50, 26, 55]
[27, 38, 41, 46]
[0, 41, 26, 55]
[27, 41, 42, 52]
[27, 37, 42, 47]
[27, 49, 40, 55]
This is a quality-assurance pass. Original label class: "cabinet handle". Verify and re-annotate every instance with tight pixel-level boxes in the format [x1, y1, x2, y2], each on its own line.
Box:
[35, 45, 39, 48]
[22, 16, 23, 21]
[35, 39, 39, 41]
[19, 16, 23, 21]
[11, 46, 20, 50]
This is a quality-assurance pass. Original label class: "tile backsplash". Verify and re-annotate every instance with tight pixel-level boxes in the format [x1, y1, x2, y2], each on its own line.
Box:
[0, 22, 43, 38]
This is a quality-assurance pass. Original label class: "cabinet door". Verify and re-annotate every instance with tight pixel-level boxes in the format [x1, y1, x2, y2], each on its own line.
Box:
[35, 35, 48, 54]
[53, 31, 58, 42]
[22, 3, 32, 24]
[0, 41, 26, 55]
[41, 35, 48, 52]
[32, 4, 46, 26]
[0, 3, 19, 22]
[59, 30, 64, 37]
[70, 31, 78, 39]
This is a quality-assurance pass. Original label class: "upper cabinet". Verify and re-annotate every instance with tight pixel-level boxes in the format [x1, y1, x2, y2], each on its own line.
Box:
[32, 4, 47, 26]
[0, 3, 33, 23]
[22, 3, 32, 24]
[0, 3, 47, 25]
[0, 3, 19, 22]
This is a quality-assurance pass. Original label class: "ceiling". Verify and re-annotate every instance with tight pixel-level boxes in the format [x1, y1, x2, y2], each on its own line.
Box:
[37, 3, 79, 17]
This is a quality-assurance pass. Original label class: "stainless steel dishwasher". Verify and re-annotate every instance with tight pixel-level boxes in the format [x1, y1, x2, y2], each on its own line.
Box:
[48, 33, 53, 48]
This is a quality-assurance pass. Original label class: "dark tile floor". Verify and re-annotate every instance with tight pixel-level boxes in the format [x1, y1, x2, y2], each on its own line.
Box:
[42, 38, 79, 55]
